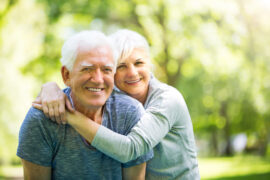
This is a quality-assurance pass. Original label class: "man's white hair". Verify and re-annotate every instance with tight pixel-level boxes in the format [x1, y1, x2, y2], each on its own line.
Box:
[109, 29, 151, 64]
[60, 30, 117, 71]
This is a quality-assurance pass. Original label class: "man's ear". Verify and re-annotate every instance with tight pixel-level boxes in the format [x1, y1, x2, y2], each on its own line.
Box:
[61, 66, 71, 86]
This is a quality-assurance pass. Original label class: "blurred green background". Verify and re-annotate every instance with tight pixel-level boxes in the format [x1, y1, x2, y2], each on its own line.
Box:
[0, 0, 269, 179]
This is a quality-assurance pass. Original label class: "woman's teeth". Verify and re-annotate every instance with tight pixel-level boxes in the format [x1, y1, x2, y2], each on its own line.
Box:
[126, 79, 140, 84]
[87, 87, 102, 92]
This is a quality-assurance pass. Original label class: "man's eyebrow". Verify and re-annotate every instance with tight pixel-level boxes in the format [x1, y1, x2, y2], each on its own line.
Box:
[80, 62, 94, 67]
[79, 62, 114, 68]
[104, 64, 114, 68]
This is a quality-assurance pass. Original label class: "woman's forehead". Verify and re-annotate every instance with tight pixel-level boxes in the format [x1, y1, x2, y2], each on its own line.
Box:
[118, 48, 150, 63]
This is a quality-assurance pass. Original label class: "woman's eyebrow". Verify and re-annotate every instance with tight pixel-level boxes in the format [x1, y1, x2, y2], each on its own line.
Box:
[118, 62, 126, 65]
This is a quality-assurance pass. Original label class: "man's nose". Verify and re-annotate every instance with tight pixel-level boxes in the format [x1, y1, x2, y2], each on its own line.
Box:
[91, 69, 104, 83]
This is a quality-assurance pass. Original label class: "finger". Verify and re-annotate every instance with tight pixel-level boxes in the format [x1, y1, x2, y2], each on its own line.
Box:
[32, 96, 42, 104]
[48, 104, 56, 122]
[62, 113, 67, 125]
[32, 103, 43, 110]
[53, 103, 61, 124]
[42, 101, 49, 118]
[58, 99, 66, 123]
[65, 111, 71, 124]
[65, 95, 74, 112]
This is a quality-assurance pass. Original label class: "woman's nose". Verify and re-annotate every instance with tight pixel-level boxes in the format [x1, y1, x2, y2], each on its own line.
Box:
[126, 65, 138, 77]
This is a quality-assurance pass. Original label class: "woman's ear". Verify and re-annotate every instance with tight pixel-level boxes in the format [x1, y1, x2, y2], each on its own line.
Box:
[61, 66, 71, 86]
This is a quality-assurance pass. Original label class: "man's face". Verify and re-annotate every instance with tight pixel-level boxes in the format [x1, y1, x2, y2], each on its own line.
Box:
[63, 46, 115, 109]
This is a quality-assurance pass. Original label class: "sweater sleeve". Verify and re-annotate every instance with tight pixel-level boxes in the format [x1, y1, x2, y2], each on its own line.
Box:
[92, 90, 180, 163]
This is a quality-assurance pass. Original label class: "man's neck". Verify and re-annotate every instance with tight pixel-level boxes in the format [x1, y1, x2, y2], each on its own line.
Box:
[77, 106, 103, 124]
[71, 95, 103, 124]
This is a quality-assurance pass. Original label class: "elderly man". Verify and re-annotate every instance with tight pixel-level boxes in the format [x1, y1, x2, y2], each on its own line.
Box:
[17, 30, 152, 179]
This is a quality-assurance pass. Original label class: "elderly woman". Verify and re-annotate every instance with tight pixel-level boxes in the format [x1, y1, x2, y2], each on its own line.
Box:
[34, 29, 200, 179]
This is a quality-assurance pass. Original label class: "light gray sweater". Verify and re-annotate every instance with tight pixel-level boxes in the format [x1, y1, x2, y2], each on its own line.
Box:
[92, 76, 200, 180]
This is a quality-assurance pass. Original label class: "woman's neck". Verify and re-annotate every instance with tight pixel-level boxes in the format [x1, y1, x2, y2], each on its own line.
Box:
[132, 86, 149, 105]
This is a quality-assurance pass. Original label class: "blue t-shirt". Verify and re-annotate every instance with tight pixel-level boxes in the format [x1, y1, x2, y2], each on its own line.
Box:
[17, 88, 153, 180]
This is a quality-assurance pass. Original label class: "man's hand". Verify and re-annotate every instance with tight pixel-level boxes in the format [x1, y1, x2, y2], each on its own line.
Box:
[32, 82, 74, 124]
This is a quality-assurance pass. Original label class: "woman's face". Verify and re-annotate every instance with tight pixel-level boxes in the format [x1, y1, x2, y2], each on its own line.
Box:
[114, 48, 151, 103]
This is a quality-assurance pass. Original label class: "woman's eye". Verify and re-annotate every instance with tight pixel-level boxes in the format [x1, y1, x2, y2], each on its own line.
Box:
[117, 65, 126, 69]
[135, 61, 143, 65]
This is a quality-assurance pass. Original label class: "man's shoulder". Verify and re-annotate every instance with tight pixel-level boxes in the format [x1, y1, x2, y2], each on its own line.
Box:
[22, 107, 57, 130]
[105, 89, 145, 123]
[104, 90, 145, 135]
[17, 107, 60, 168]
[24, 107, 46, 123]
[108, 89, 142, 109]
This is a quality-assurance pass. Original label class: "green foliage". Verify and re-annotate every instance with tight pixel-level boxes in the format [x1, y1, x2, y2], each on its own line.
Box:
[1, 0, 270, 165]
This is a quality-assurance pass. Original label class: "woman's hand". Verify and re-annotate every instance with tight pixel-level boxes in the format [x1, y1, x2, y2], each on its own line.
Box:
[66, 110, 100, 143]
[32, 82, 74, 124]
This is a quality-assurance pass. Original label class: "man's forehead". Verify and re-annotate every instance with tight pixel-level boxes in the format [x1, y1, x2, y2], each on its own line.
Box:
[79, 62, 114, 67]
[77, 45, 114, 60]
[79, 45, 112, 54]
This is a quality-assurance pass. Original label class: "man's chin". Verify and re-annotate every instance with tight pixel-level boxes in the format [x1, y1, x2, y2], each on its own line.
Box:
[84, 100, 106, 109]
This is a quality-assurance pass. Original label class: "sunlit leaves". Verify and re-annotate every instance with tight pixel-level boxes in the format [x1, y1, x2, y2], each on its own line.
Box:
[1, 0, 270, 165]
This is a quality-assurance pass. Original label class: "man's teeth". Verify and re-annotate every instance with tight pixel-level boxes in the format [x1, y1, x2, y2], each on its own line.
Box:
[126, 79, 140, 83]
[87, 88, 102, 92]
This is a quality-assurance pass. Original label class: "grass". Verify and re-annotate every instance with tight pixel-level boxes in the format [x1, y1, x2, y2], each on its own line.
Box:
[0, 155, 269, 179]
[199, 155, 270, 179]
[0, 165, 23, 180]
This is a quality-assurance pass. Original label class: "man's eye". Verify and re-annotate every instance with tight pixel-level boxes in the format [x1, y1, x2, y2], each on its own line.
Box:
[104, 68, 113, 73]
[82, 68, 90, 72]
[82, 67, 94, 73]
